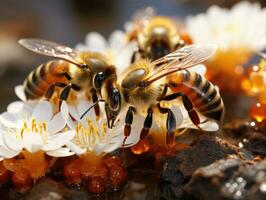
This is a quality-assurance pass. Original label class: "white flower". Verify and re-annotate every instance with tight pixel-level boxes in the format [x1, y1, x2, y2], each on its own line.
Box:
[76, 30, 136, 74]
[0, 101, 75, 159]
[186, 1, 266, 52]
[66, 100, 143, 156]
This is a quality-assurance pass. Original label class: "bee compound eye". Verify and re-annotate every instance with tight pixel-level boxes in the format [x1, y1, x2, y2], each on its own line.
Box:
[94, 72, 105, 89]
[109, 88, 121, 112]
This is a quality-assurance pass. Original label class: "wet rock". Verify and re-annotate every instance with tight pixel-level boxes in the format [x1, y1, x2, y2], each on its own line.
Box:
[160, 158, 187, 200]
[7, 177, 125, 200]
[160, 134, 240, 200]
[172, 134, 239, 177]
[222, 119, 266, 157]
[21, 178, 89, 200]
[184, 155, 266, 200]
[244, 132, 266, 157]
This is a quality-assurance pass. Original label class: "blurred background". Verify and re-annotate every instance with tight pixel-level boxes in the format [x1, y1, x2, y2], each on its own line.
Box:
[0, 0, 265, 112]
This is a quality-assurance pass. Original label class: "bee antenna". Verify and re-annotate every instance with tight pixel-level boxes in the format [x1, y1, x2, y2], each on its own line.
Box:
[80, 99, 105, 119]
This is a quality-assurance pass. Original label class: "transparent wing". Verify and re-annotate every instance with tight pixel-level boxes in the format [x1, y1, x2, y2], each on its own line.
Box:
[142, 44, 217, 86]
[19, 39, 85, 67]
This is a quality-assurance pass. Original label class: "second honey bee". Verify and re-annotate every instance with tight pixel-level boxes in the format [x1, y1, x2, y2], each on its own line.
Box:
[20, 39, 224, 146]
[127, 8, 192, 62]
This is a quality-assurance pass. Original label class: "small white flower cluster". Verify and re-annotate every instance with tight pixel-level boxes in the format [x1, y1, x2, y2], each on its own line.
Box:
[0, 86, 143, 160]
[186, 1, 266, 52]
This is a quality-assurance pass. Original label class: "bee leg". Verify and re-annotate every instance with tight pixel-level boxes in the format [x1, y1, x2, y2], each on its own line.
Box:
[91, 88, 100, 118]
[157, 103, 176, 147]
[45, 82, 67, 99]
[159, 92, 202, 131]
[161, 84, 169, 97]
[59, 83, 81, 108]
[45, 72, 72, 100]
[139, 107, 153, 141]
[61, 72, 72, 80]
[123, 106, 135, 148]
[131, 48, 145, 63]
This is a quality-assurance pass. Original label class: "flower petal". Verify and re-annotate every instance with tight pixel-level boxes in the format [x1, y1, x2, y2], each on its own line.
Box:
[60, 101, 69, 121]
[47, 112, 67, 135]
[171, 105, 183, 127]
[23, 133, 44, 153]
[85, 32, 107, 53]
[77, 100, 93, 118]
[109, 30, 126, 52]
[68, 104, 79, 120]
[0, 146, 20, 158]
[94, 143, 107, 155]
[2, 131, 23, 151]
[0, 112, 22, 128]
[66, 141, 86, 155]
[14, 85, 26, 101]
[32, 101, 53, 122]
[7, 101, 33, 114]
[116, 42, 137, 74]
[42, 130, 76, 151]
[66, 118, 77, 130]
[199, 120, 219, 131]
[46, 147, 74, 157]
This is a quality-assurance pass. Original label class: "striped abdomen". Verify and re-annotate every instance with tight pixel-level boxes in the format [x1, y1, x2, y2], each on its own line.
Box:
[167, 70, 224, 121]
[23, 60, 70, 99]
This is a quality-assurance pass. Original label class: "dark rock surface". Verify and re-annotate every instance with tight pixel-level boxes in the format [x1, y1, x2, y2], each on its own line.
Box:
[184, 156, 266, 200]
[167, 134, 239, 177]
[160, 134, 241, 200]
[222, 119, 266, 157]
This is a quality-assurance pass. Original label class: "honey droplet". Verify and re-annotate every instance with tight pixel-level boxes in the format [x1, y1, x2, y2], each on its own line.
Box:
[130, 139, 150, 155]
[0, 162, 9, 184]
[250, 103, 266, 123]
[12, 169, 33, 193]
[249, 72, 265, 93]
[108, 167, 126, 189]
[87, 176, 106, 194]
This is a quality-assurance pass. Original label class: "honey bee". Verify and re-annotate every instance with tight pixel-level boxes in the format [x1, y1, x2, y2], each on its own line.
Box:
[118, 44, 224, 146]
[19, 39, 118, 118]
[20, 39, 224, 146]
[127, 7, 192, 62]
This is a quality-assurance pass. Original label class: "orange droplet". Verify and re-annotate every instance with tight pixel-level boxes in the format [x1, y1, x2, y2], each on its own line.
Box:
[130, 140, 150, 155]
[249, 73, 265, 93]
[250, 103, 266, 122]
[108, 167, 127, 189]
[63, 164, 82, 185]
[87, 176, 106, 194]
[12, 169, 33, 193]
[241, 77, 251, 92]
[0, 162, 9, 184]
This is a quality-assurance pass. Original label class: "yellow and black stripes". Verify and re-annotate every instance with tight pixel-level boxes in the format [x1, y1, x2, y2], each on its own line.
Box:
[168, 70, 224, 121]
[23, 60, 69, 99]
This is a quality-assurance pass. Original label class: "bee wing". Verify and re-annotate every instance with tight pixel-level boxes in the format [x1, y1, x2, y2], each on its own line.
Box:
[19, 39, 85, 67]
[142, 44, 217, 86]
